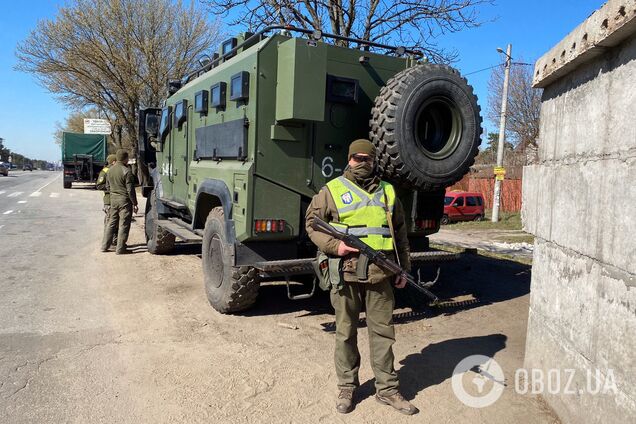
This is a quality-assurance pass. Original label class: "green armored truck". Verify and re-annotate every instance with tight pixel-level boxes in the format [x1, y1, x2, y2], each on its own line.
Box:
[138, 26, 482, 313]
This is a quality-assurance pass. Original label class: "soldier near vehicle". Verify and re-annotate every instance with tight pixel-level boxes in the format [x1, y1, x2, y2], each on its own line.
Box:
[305, 139, 417, 415]
[101, 149, 139, 254]
[97, 154, 118, 244]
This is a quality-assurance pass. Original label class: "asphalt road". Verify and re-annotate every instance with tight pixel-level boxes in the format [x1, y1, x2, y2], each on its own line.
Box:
[0, 172, 559, 423]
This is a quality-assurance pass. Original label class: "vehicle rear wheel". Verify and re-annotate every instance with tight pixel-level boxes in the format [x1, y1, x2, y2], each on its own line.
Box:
[473, 214, 484, 221]
[145, 192, 175, 254]
[63, 181, 72, 189]
[440, 214, 450, 225]
[370, 64, 482, 191]
[202, 207, 260, 313]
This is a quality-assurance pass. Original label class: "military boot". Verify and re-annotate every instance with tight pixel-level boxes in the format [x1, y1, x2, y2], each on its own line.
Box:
[336, 388, 354, 414]
[375, 392, 418, 415]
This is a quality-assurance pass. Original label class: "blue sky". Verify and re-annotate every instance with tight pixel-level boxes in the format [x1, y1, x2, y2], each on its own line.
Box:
[0, 0, 604, 162]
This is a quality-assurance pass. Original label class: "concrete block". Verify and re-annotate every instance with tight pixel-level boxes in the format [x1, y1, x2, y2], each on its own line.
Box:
[525, 240, 636, 424]
[525, 309, 636, 424]
[537, 33, 636, 163]
[534, 0, 636, 88]
[522, 158, 636, 275]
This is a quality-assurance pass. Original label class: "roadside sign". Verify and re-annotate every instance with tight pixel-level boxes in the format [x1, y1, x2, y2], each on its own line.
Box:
[84, 118, 112, 135]
[494, 166, 506, 181]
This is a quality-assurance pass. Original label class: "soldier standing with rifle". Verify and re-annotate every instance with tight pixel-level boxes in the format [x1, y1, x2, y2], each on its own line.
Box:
[101, 149, 138, 254]
[305, 139, 418, 415]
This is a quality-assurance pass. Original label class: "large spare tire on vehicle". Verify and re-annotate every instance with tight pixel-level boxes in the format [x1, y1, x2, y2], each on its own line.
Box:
[370, 63, 482, 191]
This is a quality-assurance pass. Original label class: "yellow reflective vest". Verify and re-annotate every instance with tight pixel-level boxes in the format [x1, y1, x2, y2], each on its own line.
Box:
[325, 175, 396, 251]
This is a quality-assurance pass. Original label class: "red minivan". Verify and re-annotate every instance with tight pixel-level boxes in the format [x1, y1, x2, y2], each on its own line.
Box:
[442, 190, 485, 224]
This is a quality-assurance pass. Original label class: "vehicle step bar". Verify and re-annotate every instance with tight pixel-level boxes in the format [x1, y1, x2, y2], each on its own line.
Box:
[158, 219, 202, 242]
[159, 197, 188, 210]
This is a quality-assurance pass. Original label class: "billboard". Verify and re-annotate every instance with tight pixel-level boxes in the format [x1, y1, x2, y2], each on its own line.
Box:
[83, 119, 112, 135]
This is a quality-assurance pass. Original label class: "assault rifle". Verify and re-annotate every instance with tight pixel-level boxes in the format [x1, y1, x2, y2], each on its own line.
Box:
[310, 216, 439, 304]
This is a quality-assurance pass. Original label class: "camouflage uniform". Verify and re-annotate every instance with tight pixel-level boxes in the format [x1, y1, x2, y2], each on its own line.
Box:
[101, 161, 137, 253]
[305, 169, 410, 397]
[97, 155, 117, 244]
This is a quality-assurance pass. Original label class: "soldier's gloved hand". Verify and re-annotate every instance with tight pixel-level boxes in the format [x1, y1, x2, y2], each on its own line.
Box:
[133, 205, 139, 214]
[337, 241, 359, 257]
[103, 205, 110, 214]
[394, 273, 408, 289]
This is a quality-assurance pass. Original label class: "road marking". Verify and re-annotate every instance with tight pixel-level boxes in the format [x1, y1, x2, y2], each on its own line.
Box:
[17, 200, 27, 204]
[30, 192, 42, 197]
[50, 192, 60, 198]
[0, 225, 3, 230]
[3, 210, 13, 215]
[8, 192, 23, 197]
[0, 190, 5, 195]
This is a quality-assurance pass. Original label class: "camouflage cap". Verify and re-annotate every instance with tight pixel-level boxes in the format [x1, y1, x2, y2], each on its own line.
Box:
[348, 139, 376, 159]
[116, 149, 129, 162]
[106, 154, 117, 163]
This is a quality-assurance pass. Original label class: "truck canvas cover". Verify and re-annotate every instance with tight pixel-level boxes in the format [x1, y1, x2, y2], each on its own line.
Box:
[62, 132, 107, 163]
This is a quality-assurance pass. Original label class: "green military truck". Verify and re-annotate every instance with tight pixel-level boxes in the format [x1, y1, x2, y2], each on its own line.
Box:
[62, 132, 108, 189]
[138, 26, 482, 313]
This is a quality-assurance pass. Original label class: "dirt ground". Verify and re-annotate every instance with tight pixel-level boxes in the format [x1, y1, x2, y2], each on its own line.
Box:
[0, 185, 559, 423]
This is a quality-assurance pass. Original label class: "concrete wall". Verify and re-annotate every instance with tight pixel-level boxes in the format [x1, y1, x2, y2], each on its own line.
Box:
[523, 1, 636, 423]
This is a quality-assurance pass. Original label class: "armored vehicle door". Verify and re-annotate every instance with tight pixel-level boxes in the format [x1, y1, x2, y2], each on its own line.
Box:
[169, 99, 190, 204]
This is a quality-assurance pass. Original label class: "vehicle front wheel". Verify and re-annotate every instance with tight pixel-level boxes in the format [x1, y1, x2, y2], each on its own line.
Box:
[63, 181, 72, 189]
[473, 214, 484, 221]
[145, 192, 175, 254]
[440, 215, 450, 225]
[202, 207, 259, 313]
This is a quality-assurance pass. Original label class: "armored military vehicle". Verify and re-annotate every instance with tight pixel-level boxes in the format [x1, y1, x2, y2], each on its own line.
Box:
[138, 26, 482, 313]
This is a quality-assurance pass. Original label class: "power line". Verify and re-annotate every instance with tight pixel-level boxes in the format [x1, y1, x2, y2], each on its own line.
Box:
[464, 61, 534, 77]
[464, 63, 505, 76]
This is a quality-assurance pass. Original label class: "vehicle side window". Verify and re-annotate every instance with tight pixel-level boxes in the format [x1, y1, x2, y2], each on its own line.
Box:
[159, 106, 172, 143]
[466, 196, 477, 206]
[476, 196, 483, 206]
[444, 196, 453, 206]
[453, 196, 464, 207]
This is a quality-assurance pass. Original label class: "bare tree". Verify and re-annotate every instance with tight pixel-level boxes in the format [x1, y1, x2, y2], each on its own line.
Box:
[202, 0, 492, 62]
[16, 0, 221, 178]
[53, 109, 102, 144]
[487, 61, 542, 150]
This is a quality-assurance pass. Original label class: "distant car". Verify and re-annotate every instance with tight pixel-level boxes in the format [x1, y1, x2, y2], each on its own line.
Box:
[23, 164, 33, 171]
[0, 162, 8, 176]
[442, 190, 485, 224]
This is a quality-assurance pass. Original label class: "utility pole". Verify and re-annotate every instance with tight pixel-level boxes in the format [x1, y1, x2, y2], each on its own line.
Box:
[492, 44, 512, 222]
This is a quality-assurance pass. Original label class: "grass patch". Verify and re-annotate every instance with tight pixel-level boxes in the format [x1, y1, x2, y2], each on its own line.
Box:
[494, 234, 535, 244]
[430, 243, 533, 266]
[445, 210, 522, 231]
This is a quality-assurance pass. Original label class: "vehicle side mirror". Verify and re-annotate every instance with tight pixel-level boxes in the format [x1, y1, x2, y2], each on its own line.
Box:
[145, 114, 159, 138]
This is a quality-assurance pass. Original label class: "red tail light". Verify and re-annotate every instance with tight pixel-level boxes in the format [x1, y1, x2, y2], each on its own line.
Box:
[416, 219, 438, 230]
[254, 219, 286, 233]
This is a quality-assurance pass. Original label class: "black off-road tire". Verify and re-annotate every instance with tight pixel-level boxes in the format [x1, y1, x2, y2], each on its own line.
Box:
[202, 207, 260, 313]
[370, 64, 482, 191]
[145, 192, 175, 254]
[440, 215, 450, 225]
[63, 181, 72, 189]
